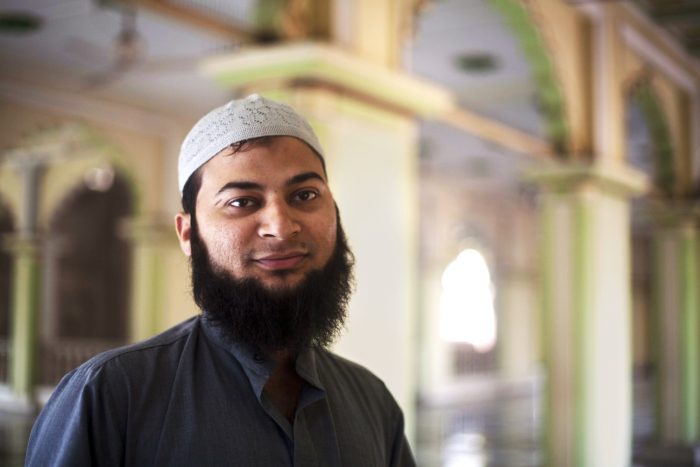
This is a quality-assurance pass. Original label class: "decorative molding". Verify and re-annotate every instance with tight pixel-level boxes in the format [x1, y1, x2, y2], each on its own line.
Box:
[119, 215, 177, 245]
[649, 199, 700, 229]
[529, 161, 650, 197]
[203, 42, 553, 158]
[201, 42, 454, 117]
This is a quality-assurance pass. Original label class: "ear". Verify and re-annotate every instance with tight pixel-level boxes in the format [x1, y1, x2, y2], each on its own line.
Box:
[174, 212, 192, 257]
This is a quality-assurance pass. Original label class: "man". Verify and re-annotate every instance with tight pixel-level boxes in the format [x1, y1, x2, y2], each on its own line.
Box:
[26, 94, 416, 466]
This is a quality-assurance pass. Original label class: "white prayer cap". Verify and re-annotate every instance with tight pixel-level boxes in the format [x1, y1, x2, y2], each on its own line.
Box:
[178, 94, 325, 193]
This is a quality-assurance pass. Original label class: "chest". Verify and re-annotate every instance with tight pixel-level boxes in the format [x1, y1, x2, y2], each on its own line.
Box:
[122, 372, 390, 467]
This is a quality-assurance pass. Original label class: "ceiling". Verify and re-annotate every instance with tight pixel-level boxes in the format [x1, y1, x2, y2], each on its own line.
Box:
[0, 0, 242, 118]
[0, 0, 697, 186]
[633, 0, 700, 61]
[0, 0, 543, 125]
[408, 0, 543, 186]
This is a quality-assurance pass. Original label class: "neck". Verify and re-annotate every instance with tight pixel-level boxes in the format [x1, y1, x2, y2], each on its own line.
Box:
[268, 348, 295, 367]
[263, 348, 304, 423]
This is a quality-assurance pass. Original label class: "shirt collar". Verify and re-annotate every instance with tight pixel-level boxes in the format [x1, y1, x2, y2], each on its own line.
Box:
[199, 315, 324, 398]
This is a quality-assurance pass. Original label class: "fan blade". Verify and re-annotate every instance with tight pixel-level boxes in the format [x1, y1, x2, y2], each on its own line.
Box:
[136, 43, 243, 73]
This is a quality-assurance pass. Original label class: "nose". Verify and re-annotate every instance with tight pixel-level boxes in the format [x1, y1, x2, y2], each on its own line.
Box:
[257, 199, 301, 240]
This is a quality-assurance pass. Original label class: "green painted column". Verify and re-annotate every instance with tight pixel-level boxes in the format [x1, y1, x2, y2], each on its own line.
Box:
[121, 216, 172, 342]
[3, 158, 46, 409]
[651, 206, 700, 444]
[498, 269, 539, 379]
[5, 235, 40, 407]
[679, 225, 699, 441]
[532, 163, 646, 467]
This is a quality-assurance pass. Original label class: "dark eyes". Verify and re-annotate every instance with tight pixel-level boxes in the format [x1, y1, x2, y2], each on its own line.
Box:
[292, 190, 318, 202]
[226, 190, 319, 209]
[228, 198, 257, 208]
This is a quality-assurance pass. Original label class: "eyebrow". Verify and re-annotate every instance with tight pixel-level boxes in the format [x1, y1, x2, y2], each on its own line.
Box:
[215, 171, 326, 196]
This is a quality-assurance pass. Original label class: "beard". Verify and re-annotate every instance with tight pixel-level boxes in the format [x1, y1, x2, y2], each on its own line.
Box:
[189, 211, 355, 354]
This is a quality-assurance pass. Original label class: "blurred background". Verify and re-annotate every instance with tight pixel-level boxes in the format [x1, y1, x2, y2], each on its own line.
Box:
[0, 0, 699, 466]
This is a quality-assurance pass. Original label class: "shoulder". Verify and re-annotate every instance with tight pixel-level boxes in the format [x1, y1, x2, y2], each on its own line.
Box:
[313, 348, 399, 408]
[57, 316, 202, 390]
[311, 349, 413, 462]
[314, 349, 382, 382]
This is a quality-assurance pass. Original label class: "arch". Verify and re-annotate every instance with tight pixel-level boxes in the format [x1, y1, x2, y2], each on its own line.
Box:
[5, 122, 144, 385]
[625, 76, 675, 197]
[2, 122, 144, 229]
[440, 248, 497, 351]
[488, 0, 569, 153]
[439, 245, 499, 376]
[39, 173, 134, 384]
[47, 174, 133, 339]
[37, 123, 143, 226]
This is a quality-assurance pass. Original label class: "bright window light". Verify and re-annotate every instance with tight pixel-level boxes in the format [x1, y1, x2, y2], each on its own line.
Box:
[439, 249, 497, 352]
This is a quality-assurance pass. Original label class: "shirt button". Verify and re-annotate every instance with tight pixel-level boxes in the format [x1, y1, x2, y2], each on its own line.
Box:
[253, 353, 265, 362]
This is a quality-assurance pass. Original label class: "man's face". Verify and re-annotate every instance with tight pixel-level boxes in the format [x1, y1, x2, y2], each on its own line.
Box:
[176, 136, 338, 291]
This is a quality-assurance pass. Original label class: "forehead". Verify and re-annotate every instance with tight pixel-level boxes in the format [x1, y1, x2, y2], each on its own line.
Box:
[200, 136, 326, 187]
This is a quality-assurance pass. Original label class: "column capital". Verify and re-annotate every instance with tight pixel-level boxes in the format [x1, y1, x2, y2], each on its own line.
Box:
[528, 161, 649, 197]
[1, 234, 41, 257]
[649, 200, 700, 230]
[119, 214, 176, 246]
[201, 42, 453, 118]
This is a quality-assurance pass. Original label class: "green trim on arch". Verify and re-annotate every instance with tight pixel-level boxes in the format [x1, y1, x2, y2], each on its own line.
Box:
[631, 85, 675, 196]
[15, 123, 145, 221]
[488, 0, 569, 153]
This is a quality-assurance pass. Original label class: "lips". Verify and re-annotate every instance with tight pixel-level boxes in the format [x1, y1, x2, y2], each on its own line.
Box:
[253, 252, 308, 270]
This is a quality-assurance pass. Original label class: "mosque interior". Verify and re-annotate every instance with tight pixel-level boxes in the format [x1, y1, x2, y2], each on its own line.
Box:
[0, 0, 699, 466]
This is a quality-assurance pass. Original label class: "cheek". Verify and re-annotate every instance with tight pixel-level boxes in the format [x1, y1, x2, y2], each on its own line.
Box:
[319, 215, 338, 256]
[198, 222, 248, 265]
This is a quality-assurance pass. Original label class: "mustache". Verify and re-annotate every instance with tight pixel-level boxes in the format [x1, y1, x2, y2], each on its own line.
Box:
[245, 242, 316, 262]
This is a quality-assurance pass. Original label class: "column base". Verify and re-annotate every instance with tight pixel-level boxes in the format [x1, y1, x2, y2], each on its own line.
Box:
[0, 384, 36, 414]
[633, 441, 700, 466]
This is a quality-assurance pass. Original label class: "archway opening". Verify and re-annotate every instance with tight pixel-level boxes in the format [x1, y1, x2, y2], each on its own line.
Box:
[40, 171, 133, 385]
[440, 248, 497, 354]
[625, 82, 671, 444]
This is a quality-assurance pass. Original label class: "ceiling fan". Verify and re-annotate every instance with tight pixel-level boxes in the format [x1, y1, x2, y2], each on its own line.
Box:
[64, 0, 320, 88]
[83, 5, 143, 87]
[66, 0, 247, 88]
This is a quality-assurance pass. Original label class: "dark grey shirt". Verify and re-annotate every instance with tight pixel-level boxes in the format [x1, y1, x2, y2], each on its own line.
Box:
[26, 316, 415, 466]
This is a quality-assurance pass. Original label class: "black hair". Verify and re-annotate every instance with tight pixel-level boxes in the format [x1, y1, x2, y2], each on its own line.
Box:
[181, 168, 201, 216]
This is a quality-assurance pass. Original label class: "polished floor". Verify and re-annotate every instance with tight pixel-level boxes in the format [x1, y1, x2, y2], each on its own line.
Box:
[413, 371, 697, 467]
[0, 410, 33, 467]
